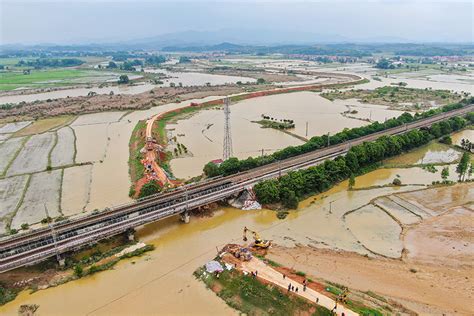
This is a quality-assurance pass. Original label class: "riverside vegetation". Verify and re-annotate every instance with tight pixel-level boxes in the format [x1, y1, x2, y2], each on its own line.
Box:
[204, 99, 473, 178]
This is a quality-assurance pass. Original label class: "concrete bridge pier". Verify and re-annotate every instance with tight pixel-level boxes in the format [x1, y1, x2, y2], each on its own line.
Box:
[126, 228, 135, 241]
[180, 210, 190, 224]
[57, 255, 65, 267]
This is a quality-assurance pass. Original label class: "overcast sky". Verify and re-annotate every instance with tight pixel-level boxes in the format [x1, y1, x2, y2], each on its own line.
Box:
[1, 0, 473, 45]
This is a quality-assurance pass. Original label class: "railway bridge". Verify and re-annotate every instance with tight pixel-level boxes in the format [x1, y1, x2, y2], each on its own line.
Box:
[0, 104, 472, 273]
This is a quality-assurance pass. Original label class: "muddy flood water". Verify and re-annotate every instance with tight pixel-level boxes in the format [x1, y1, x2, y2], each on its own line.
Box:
[169, 91, 405, 179]
[2, 161, 468, 315]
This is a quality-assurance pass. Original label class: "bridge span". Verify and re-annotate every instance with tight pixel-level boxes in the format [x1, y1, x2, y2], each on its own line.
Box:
[0, 104, 472, 273]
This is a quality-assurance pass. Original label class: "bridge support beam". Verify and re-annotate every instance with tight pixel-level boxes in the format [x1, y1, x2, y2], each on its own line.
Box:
[126, 229, 135, 241]
[180, 210, 190, 224]
[58, 255, 65, 267]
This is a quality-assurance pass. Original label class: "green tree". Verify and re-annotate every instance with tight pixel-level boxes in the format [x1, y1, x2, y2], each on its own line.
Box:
[456, 152, 470, 181]
[392, 178, 402, 186]
[74, 265, 83, 278]
[254, 180, 280, 204]
[441, 166, 450, 181]
[281, 188, 298, 209]
[203, 162, 220, 177]
[348, 173, 355, 190]
[256, 78, 266, 84]
[118, 75, 129, 84]
[107, 61, 118, 69]
[439, 135, 452, 145]
[138, 180, 161, 198]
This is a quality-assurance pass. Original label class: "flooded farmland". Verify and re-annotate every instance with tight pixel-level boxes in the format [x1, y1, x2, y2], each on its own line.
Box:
[0, 71, 255, 105]
[169, 91, 405, 179]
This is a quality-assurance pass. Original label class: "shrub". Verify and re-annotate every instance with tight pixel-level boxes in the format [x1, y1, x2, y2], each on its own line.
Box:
[392, 178, 402, 186]
[74, 265, 83, 278]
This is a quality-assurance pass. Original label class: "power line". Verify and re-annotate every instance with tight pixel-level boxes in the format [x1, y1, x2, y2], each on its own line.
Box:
[223, 97, 233, 160]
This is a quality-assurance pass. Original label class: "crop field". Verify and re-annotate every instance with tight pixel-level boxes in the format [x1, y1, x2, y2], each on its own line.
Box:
[0, 137, 25, 175]
[73, 123, 110, 163]
[0, 69, 112, 91]
[0, 133, 10, 142]
[14, 116, 74, 136]
[0, 175, 29, 235]
[71, 111, 125, 126]
[51, 127, 75, 167]
[373, 197, 421, 225]
[6, 133, 55, 176]
[61, 165, 93, 216]
[11, 170, 62, 229]
[345, 204, 403, 258]
[0, 121, 31, 134]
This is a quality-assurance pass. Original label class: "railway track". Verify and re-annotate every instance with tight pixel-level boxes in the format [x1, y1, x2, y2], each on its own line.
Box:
[0, 104, 472, 273]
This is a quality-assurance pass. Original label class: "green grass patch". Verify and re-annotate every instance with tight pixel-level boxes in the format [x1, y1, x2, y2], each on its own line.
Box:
[128, 120, 147, 185]
[195, 267, 331, 316]
[0, 69, 107, 91]
[0, 283, 19, 306]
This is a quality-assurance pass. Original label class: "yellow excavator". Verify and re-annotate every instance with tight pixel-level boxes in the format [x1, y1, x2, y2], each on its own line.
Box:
[243, 227, 271, 248]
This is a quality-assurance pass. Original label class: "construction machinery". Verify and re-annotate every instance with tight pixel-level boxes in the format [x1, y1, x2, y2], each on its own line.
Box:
[243, 227, 271, 248]
[337, 287, 349, 304]
[222, 244, 252, 261]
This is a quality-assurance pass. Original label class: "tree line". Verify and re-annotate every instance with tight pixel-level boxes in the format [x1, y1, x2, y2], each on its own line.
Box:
[203, 98, 473, 178]
[16, 58, 84, 68]
[254, 113, 473, 209]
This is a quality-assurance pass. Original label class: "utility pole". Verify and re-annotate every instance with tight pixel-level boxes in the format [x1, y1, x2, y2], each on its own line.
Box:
[327, 132, 330, 147]
[44, 204, 61, 264]
[305, 121, 308, 137]
[329, 200, 335, 214]
[223, 97, 233, 160]
[261, 148, 264, 157]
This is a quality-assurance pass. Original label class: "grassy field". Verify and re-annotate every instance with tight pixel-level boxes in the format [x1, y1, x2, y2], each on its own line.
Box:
[14, 116, 75, 136]
[128, 120, 147, 196]
[0, 69, 111, 91]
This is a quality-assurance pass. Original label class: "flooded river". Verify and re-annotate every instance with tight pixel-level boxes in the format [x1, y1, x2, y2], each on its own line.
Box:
[0, 163, 458, 315]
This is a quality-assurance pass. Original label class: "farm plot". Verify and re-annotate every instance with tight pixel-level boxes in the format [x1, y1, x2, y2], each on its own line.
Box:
[0, 121, 31, 134]
[71, 111, 125, 126]
[0, 175, 29, 235]
[73, 123, 109, 163]
[0, 134, 11, 142]
[51, 126, 75, 167]
[14, 116, 74, 137]
[345, 204, 403, 258]
[0, 136, 25, 175]
[373, 197, 421, 225]
[11, 170, 61, 229]
[61, 164, 92, 216]
[6, 132, 55, 176]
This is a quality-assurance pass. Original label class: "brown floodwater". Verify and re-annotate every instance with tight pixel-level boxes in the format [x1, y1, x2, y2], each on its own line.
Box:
[76, 96, 225, 212]
[384, 142, 461, 165]
[451, 129, 474, 147]
[169, 92, 404, 179]
[0, 166, 445, 315]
